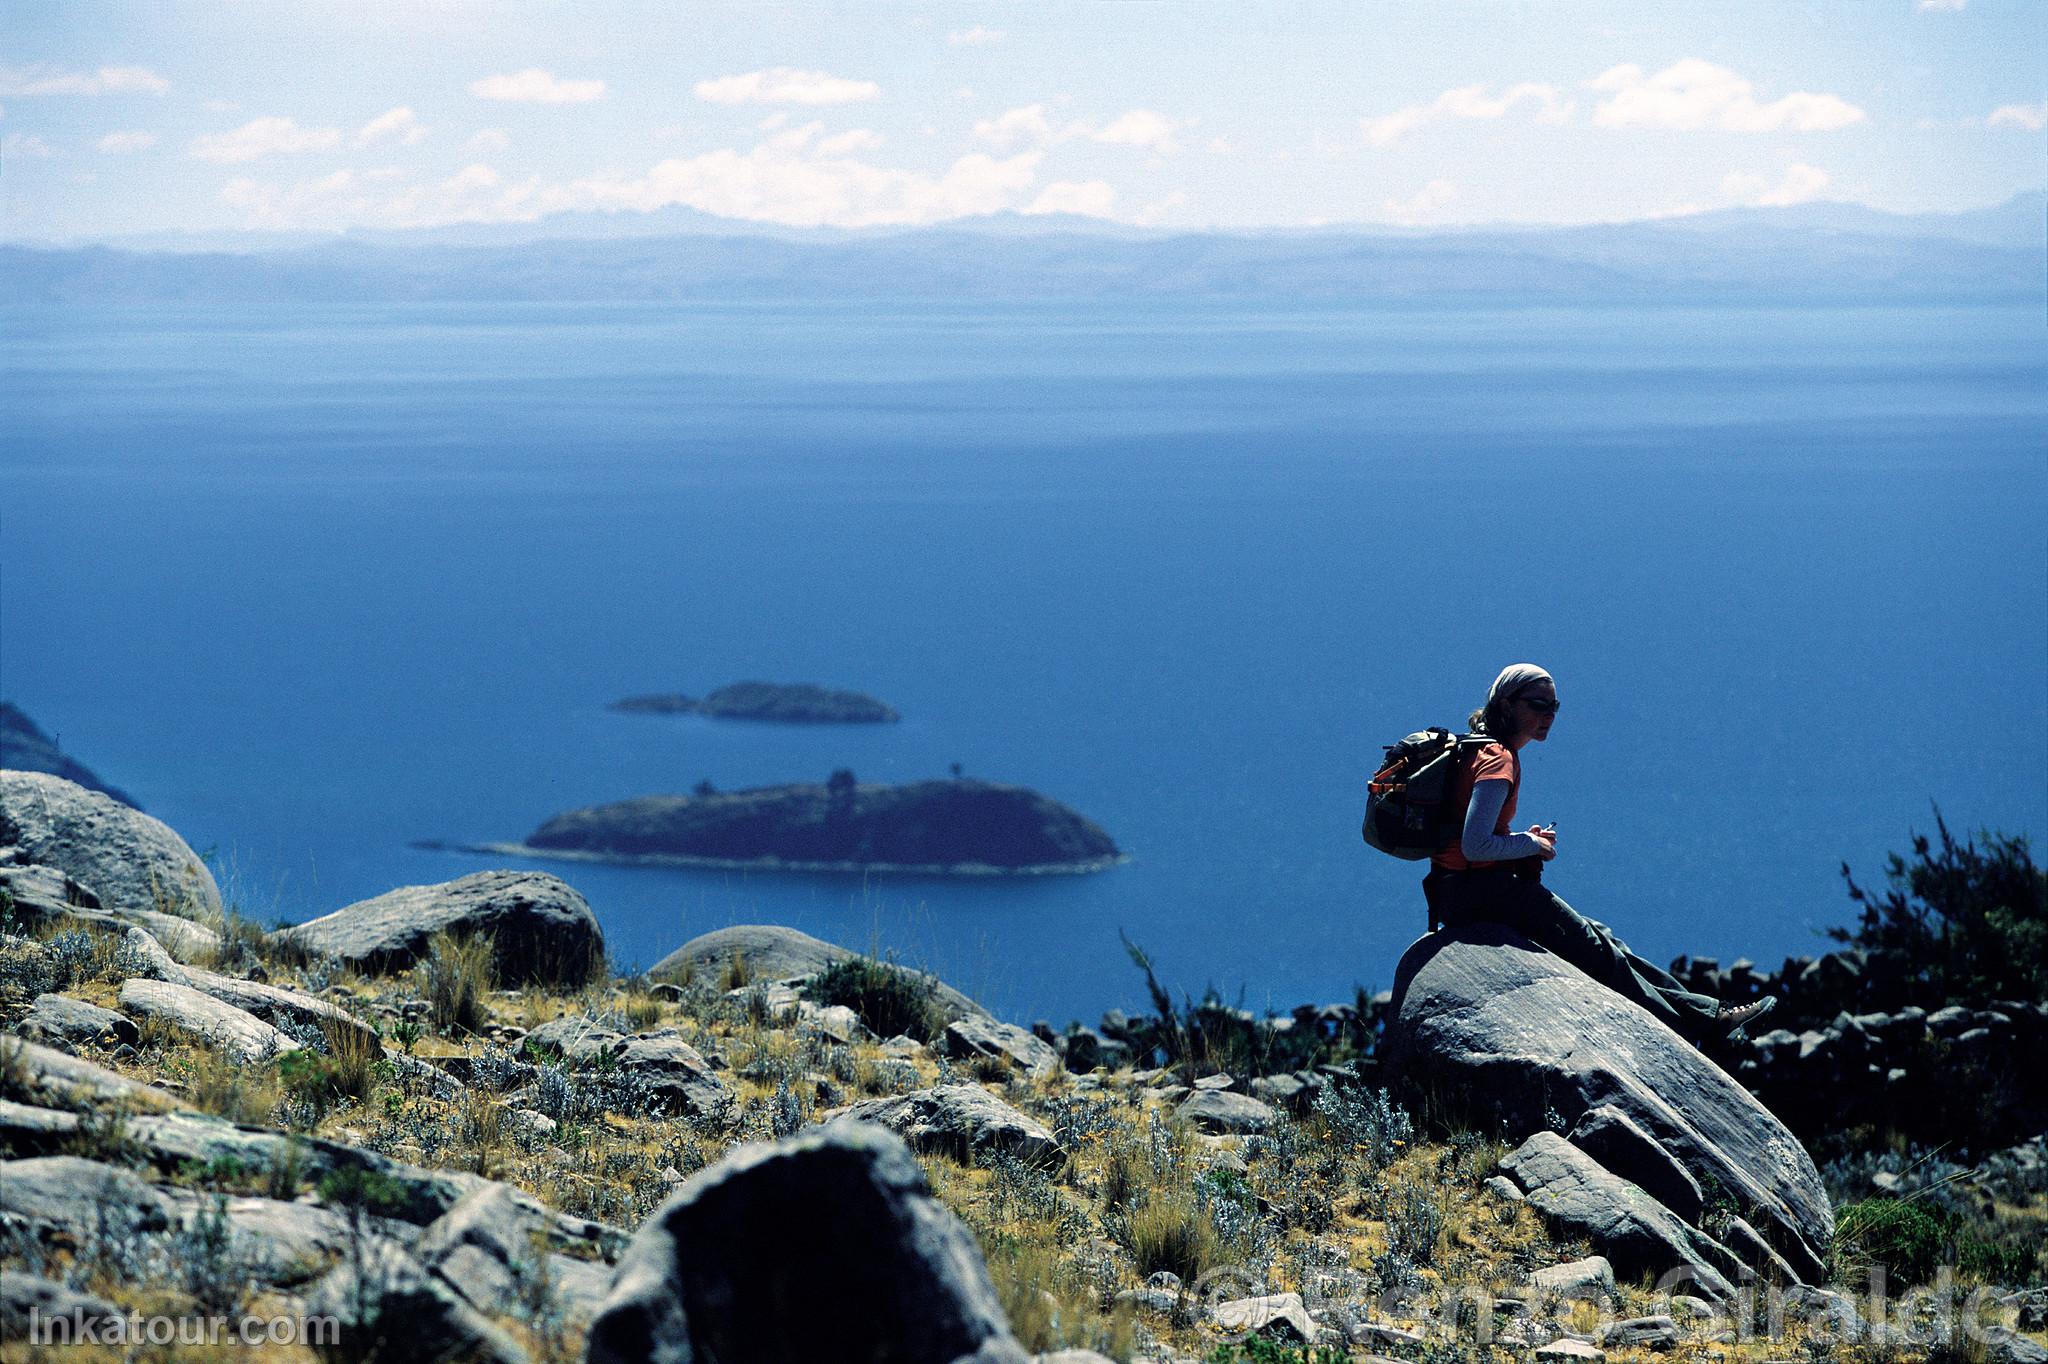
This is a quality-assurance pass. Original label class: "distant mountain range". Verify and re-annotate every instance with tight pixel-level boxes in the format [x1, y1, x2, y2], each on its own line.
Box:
[6, 193, 2041, 304]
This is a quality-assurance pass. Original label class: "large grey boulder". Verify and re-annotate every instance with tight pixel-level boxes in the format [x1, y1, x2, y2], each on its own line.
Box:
[649, 924, 992, 1022]
[0, 1155, 182, 1242]
[117, 977, 299, 1062]
[1, 1035, 188, 1112]
[0, 771, 221, 921]
[280, 870, 602, 986]
[17, 993, 139, 1051]
[1177, 1089, 1278, 1135]
[172, 964, 382, 1050]
[525, 1017, 735, 1121]
[1388, 924, 1831, 1281]
[830, 1084, 1064, 1168]
[1500, 1133, 1738, 1301]
[942, 1016, 1058, 1076]
[586, 1122, 1029, 1364]
[414, 1180, 615, 1328]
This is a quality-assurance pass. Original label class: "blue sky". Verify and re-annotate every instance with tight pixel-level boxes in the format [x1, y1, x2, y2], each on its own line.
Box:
[3, 1, 2042, 240]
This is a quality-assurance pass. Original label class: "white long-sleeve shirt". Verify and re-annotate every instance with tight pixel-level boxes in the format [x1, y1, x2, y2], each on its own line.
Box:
[1462, 778, 1548, 862]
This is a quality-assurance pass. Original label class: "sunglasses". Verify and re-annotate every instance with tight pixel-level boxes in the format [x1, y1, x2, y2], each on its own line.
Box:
[1517, 696, 1561, 715]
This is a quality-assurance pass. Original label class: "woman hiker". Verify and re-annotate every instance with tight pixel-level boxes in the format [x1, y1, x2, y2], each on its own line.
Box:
[1421, 662, 1776, 1043]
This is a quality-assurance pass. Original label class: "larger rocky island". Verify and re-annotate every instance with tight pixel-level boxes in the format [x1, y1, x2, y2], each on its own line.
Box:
[479, 775, 1123, 875]
[609, 681, 901, 724]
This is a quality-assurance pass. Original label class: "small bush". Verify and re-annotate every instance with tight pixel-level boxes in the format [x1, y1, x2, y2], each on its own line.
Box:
[1124, 1185, 1222, 1285]
[1836, 812, 2048, 1008]
[1835, 1198, 1952, 1286]
[802, 955, 947, 1042]
[419, 930, 493, 1034]
[718, 950, 752, 993]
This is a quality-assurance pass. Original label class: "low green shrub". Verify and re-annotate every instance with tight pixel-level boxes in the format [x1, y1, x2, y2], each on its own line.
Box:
[801, 955, 947, 1042]
[1834, 1197, 1952, 1285]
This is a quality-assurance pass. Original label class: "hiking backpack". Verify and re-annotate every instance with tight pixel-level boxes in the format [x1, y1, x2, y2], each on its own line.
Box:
[1360, 728, 1494, 859]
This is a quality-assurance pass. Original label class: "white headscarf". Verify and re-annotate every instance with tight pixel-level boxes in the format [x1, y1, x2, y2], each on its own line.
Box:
[1488, 663, 1553, 708]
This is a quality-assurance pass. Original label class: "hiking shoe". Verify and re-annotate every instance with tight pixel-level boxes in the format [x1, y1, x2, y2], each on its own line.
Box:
[1717, 997, 1777, 1034]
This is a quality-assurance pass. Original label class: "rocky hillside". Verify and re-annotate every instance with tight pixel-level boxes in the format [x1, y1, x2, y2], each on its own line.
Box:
[1, 769, 2043, 1363]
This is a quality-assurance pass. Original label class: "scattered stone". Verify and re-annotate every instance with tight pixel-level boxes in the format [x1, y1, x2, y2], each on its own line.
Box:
[1212, 1291, 1316, 1343]
[279, 870, 602, 986]
[0, 771, 222, 920]
[17, 993, 138, 1050]
[1355, 1322, 1425, 1349]
[585, 1122, 1028, 1364]
[830, 1085, 1064, 1168]
[523, 1017, 735, 1120]
[1598, 1315, 1679, 1350]
[1535, 1338, 1606, 1361]
[942, 1016, 1058, 1076]
[0, 1271, 123, 1343]
[1176, 1089, 1276, 1135]
[1192, 1073, 1238, 1092]
[117, 977, 300, 1062]
[1984, 1326, 2048, 1364]
[1485, 1175, 1526, 1203]
[804, 1003, 865, 1044]
[1528, 1256, 1616, 1303]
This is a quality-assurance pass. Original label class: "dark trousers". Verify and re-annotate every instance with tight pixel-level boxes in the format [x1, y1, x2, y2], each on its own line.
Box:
[1423, 866, 1723, 1040]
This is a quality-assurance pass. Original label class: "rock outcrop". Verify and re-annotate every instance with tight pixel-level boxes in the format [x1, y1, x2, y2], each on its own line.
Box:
[586, 1123, 1028, 1364]
[1388, 923, 1832, 1287]
[0, 771, 220, 922]
[277, 869, 602, 985]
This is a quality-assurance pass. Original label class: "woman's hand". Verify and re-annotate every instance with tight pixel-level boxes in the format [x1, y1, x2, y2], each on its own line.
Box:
[1528, 825, 1558, 860]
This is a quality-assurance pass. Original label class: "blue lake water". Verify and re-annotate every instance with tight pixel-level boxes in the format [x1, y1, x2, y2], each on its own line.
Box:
[3, 299, 2043, 1026]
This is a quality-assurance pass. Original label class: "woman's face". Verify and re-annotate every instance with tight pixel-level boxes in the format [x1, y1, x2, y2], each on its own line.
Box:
[1513, 678, 1559, 743]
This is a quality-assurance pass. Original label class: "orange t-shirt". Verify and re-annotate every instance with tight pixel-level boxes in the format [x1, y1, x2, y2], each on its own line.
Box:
[1431, 741, 1518, 872]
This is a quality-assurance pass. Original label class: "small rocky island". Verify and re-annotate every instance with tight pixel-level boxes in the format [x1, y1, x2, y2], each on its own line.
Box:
[483, 774, 1121, 875]
[608, 681, 900, 724]
[0, 702, 140, 809]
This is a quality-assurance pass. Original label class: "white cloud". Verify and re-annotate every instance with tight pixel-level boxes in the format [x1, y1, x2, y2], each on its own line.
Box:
[189, 116, 341, 163]
[4, 133, 56, 158]
[1589, 60, 1864, 132]
[1363, 82, 1572, 146]
[1092, 109, 1183, 154]
[445, 163, 500, 191]
[694, 67, 879, 106]
[1987, 101, 2048, 132]
[1722, 161, 1830, 206]
[1026, 179, 1115, 216]
[947, 25, 1006, 46]
[1384, 178, 1457, 224]
[96, 129, 157, 153]
[0, 65, 168, 97]
[467, 127, 511, 152]
[204, 98, 240, 113]
[470, 69, 605, 104]
[973, 103, 1054, 149]
[357, 106, 426, 147]
[816, 128, 884, 156]
[1916, 0, 1966, 10]
[1207, 137, 1234, 155]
